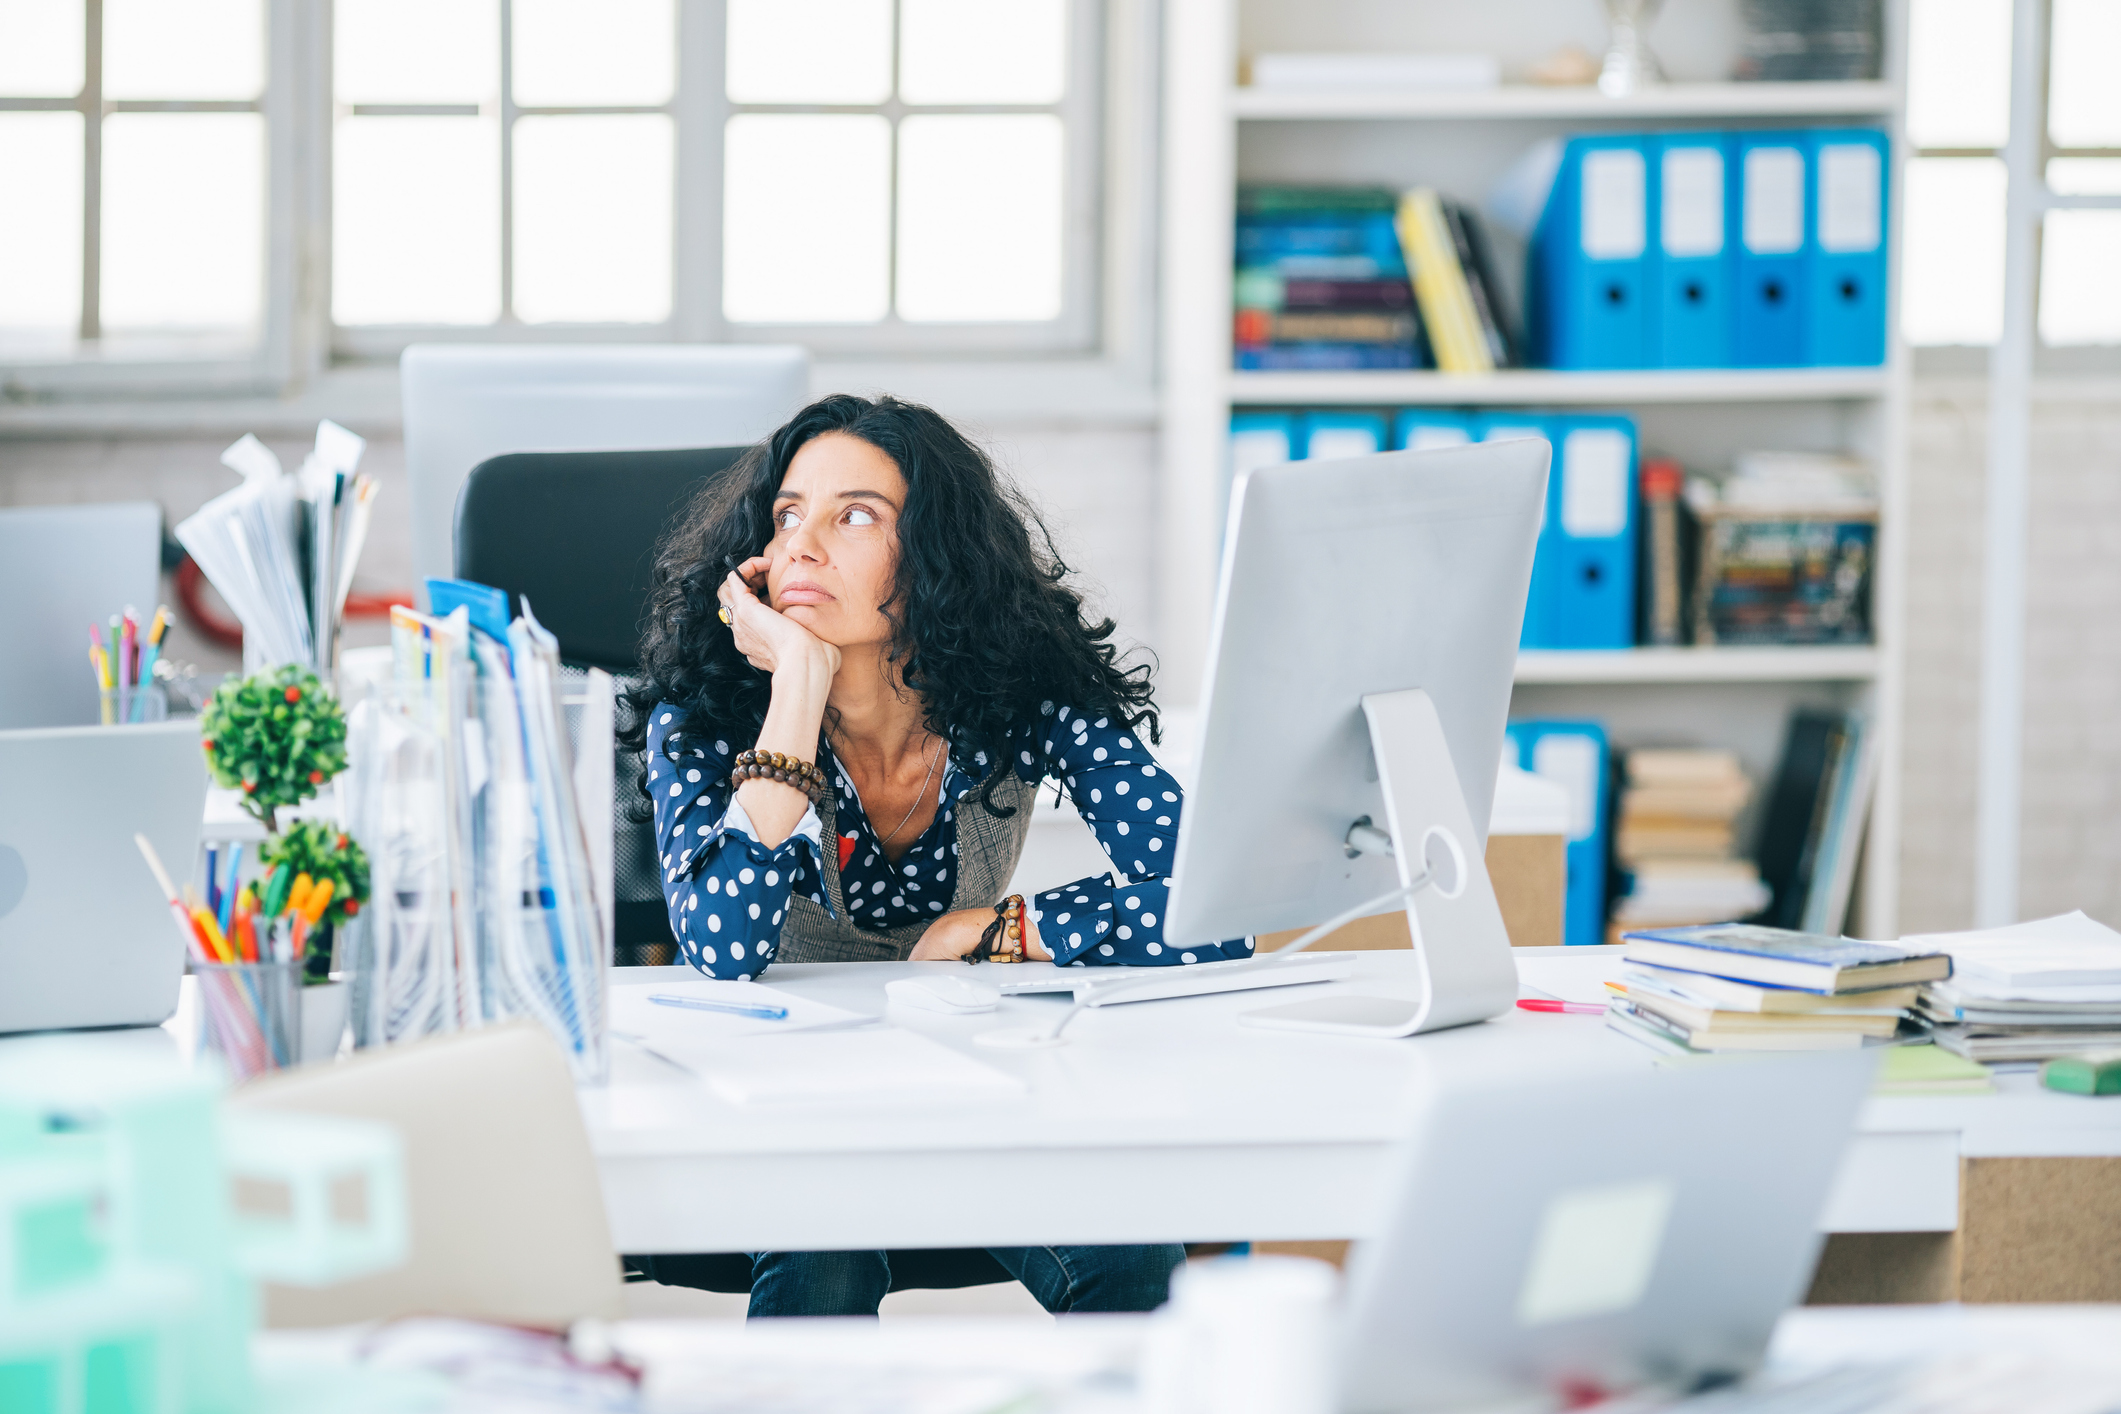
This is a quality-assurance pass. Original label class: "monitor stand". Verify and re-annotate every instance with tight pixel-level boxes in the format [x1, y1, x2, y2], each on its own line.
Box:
[1238, 688, 1521, 1038]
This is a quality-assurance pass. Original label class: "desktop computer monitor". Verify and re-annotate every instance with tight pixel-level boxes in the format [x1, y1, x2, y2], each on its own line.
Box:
[400, 343, 811, 593]
[1163, 439, 1549, 1038]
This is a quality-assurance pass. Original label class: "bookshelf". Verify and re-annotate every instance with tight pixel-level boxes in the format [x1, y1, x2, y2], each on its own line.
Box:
[1159, 0, 1911, 934]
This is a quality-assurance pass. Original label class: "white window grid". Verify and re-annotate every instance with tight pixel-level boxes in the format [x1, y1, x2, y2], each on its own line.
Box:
[1906, 0, 2121, 356]
[329, 0, 1105, 360]
[0, 0, 1126, 397]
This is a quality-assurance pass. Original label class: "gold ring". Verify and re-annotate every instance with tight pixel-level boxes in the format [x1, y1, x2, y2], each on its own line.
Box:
[718, 606, 732, 625]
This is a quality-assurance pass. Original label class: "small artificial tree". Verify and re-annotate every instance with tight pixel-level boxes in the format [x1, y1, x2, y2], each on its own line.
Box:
[199, 665, 348, 833]
[256, 820, 371, 982]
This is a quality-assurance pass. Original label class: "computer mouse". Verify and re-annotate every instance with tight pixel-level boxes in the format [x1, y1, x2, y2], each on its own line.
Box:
[886, 975, 1001, 1015]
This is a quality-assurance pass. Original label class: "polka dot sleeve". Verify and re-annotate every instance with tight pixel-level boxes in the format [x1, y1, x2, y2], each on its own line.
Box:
[646, 704, 827, 981]
[1022, 706, 1253, 968]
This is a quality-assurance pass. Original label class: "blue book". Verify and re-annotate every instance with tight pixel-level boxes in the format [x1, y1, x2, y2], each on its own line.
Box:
[1530, 135, 1653, 369]
[1302, 411, 1388, 461]
[1234, 345, 1420, 371]
[1393, 409, 1474, 451]
[1651, 132, 1734, 368]
[1731, 132, 1810, 367]
[1621, 924, 1952, 994]
[1508, 721, 1610, 948]
[1805, 129, 1890, 367]
[1236, 215, 1408, 274]
[1538, 414, 1638, 650]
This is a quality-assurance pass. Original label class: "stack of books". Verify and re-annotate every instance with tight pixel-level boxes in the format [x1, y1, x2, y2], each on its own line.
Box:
[1610, 749, 1770, 935]
[1609, 923, 1949, 1055]
[1907, 912, 2121, 1063]
[1688, 452, 1878, 648]
[1234, 187, 1427, 371]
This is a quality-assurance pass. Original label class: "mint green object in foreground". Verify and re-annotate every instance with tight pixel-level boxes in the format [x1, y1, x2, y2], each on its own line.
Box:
[0, 1039, 408, 1414]
[2040, 1052, 2121, 1096]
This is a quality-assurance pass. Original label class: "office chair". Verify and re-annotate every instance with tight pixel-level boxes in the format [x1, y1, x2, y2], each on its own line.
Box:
[455, 445, 750, 964]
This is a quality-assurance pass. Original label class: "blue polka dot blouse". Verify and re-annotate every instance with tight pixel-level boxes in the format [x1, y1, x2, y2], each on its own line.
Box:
[645, 701, 1254, 980]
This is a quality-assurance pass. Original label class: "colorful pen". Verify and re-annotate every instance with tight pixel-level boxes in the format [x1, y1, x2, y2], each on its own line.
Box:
[1517, 998, 1607, 1016]
[130, 605, 168, 722]
[218, 843, 242, 937]
[648, 994, 788, 1021]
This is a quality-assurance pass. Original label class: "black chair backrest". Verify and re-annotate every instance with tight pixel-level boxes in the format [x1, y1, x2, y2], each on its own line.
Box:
[453, 446, 750, 672]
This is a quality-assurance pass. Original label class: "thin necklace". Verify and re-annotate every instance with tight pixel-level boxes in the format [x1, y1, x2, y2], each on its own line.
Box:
[856, 731, 943, 850]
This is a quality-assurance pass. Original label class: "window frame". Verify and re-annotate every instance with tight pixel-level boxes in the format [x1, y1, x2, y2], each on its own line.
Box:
[0, 0, 303, 398]
[328, 0, 1106, 361]
[1906, 0, 2121, 361]
[0, 0, 1154, 410]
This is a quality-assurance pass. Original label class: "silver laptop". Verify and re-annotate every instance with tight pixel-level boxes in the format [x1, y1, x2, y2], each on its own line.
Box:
[0, 722, 208, 1032]
[0, 502, 163, 729]
[1340, 1050, 1876, 1412]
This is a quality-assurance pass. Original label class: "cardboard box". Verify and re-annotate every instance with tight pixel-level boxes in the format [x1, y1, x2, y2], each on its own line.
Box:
[1256, 832, 1566, 951]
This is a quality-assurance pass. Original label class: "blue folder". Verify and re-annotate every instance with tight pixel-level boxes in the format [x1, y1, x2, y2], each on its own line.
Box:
[1731, 132, 1810, 367]
[1531, 135, 1653, 369]
[1507, 720, 1611, 947]
[1472, 415, 1559, 648]
[1805, 128, 1890, 367]
[1652, 132, 1734, 368]
[1539, 415, 1638, 650]
[1392, 409, 1475, 451]
[1303, 411, 1389, 461]
[1230, 412, 1298, 472]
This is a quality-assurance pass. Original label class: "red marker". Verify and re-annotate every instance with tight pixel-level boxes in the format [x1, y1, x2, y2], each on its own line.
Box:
[1517, 998, 1607, 1016]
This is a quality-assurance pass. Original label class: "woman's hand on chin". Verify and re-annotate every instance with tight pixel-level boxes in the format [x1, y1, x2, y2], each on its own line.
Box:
[722, 562, 839, 683]
[909, 905, 1051, 962]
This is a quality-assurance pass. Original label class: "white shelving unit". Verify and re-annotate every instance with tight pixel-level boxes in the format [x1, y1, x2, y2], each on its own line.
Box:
[1159, 0, 1910, 934]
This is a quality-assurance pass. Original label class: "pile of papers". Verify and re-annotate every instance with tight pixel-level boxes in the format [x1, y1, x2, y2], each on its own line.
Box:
[174, 422, 378, 675]
[1908, 912, 2121, 1063]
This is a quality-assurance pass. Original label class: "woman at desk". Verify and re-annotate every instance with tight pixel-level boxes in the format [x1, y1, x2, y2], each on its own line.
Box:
[627, 393, 1243, 1318]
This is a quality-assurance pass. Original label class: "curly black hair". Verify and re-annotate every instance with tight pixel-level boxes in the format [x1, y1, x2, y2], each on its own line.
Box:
[622, 393, 1158, 814]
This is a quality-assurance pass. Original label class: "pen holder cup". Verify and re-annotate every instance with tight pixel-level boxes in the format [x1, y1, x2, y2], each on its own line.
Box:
[194, 961, 302, 1081]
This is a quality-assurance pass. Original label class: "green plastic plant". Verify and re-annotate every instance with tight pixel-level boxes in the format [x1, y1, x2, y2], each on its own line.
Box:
[257, 821, 371, 983]
[199, 665, 348, 831]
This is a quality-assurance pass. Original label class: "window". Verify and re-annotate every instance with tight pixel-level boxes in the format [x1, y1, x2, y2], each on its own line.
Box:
[1903, 0, 2121, 348]
[330, 0, 1098, 356]
[0, 0, 1119, 391]
[0, 0, 267, 358]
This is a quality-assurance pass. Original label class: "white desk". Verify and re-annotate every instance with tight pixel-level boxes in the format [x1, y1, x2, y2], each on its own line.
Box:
[583, 952, 2121, 1256]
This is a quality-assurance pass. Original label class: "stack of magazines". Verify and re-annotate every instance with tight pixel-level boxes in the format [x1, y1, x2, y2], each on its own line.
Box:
[1610, 923, 1949, 1054]
[341, 578, 614, 1083]
[174, 421, 380, 676]
[1909, 912, 2121, 1063]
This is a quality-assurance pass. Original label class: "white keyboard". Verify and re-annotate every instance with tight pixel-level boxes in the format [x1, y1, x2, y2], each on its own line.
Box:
[996, 951, 1356, 1006]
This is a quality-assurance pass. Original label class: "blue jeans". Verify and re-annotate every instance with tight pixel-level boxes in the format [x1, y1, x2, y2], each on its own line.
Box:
[745, 1244, 1186, 1319]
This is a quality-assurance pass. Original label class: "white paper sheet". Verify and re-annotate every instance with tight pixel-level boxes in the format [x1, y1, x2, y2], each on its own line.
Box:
[1515, 947, 1627, 1005]
[1905, 911, 2121, 989]
[610, 979, 874, 1042]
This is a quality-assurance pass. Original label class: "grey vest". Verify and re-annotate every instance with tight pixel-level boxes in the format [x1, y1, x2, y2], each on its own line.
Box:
[776, 768, 1039, 963]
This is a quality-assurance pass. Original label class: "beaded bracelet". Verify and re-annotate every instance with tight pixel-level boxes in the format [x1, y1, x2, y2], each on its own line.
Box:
[730, 748, 830, 804]
[966, 894, 1027, 964]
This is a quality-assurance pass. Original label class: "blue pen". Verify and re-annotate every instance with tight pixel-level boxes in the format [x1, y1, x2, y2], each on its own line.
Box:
[218, 843, 242, 936]
[204, 845, 219, 917]
[648, 993, 788, 1021]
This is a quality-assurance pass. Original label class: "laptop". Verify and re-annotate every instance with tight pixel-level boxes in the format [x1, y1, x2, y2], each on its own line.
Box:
[0, 722, 209, 1033]
[0, 502, 163, 729]
[1339, 1050, 1876, 1412]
